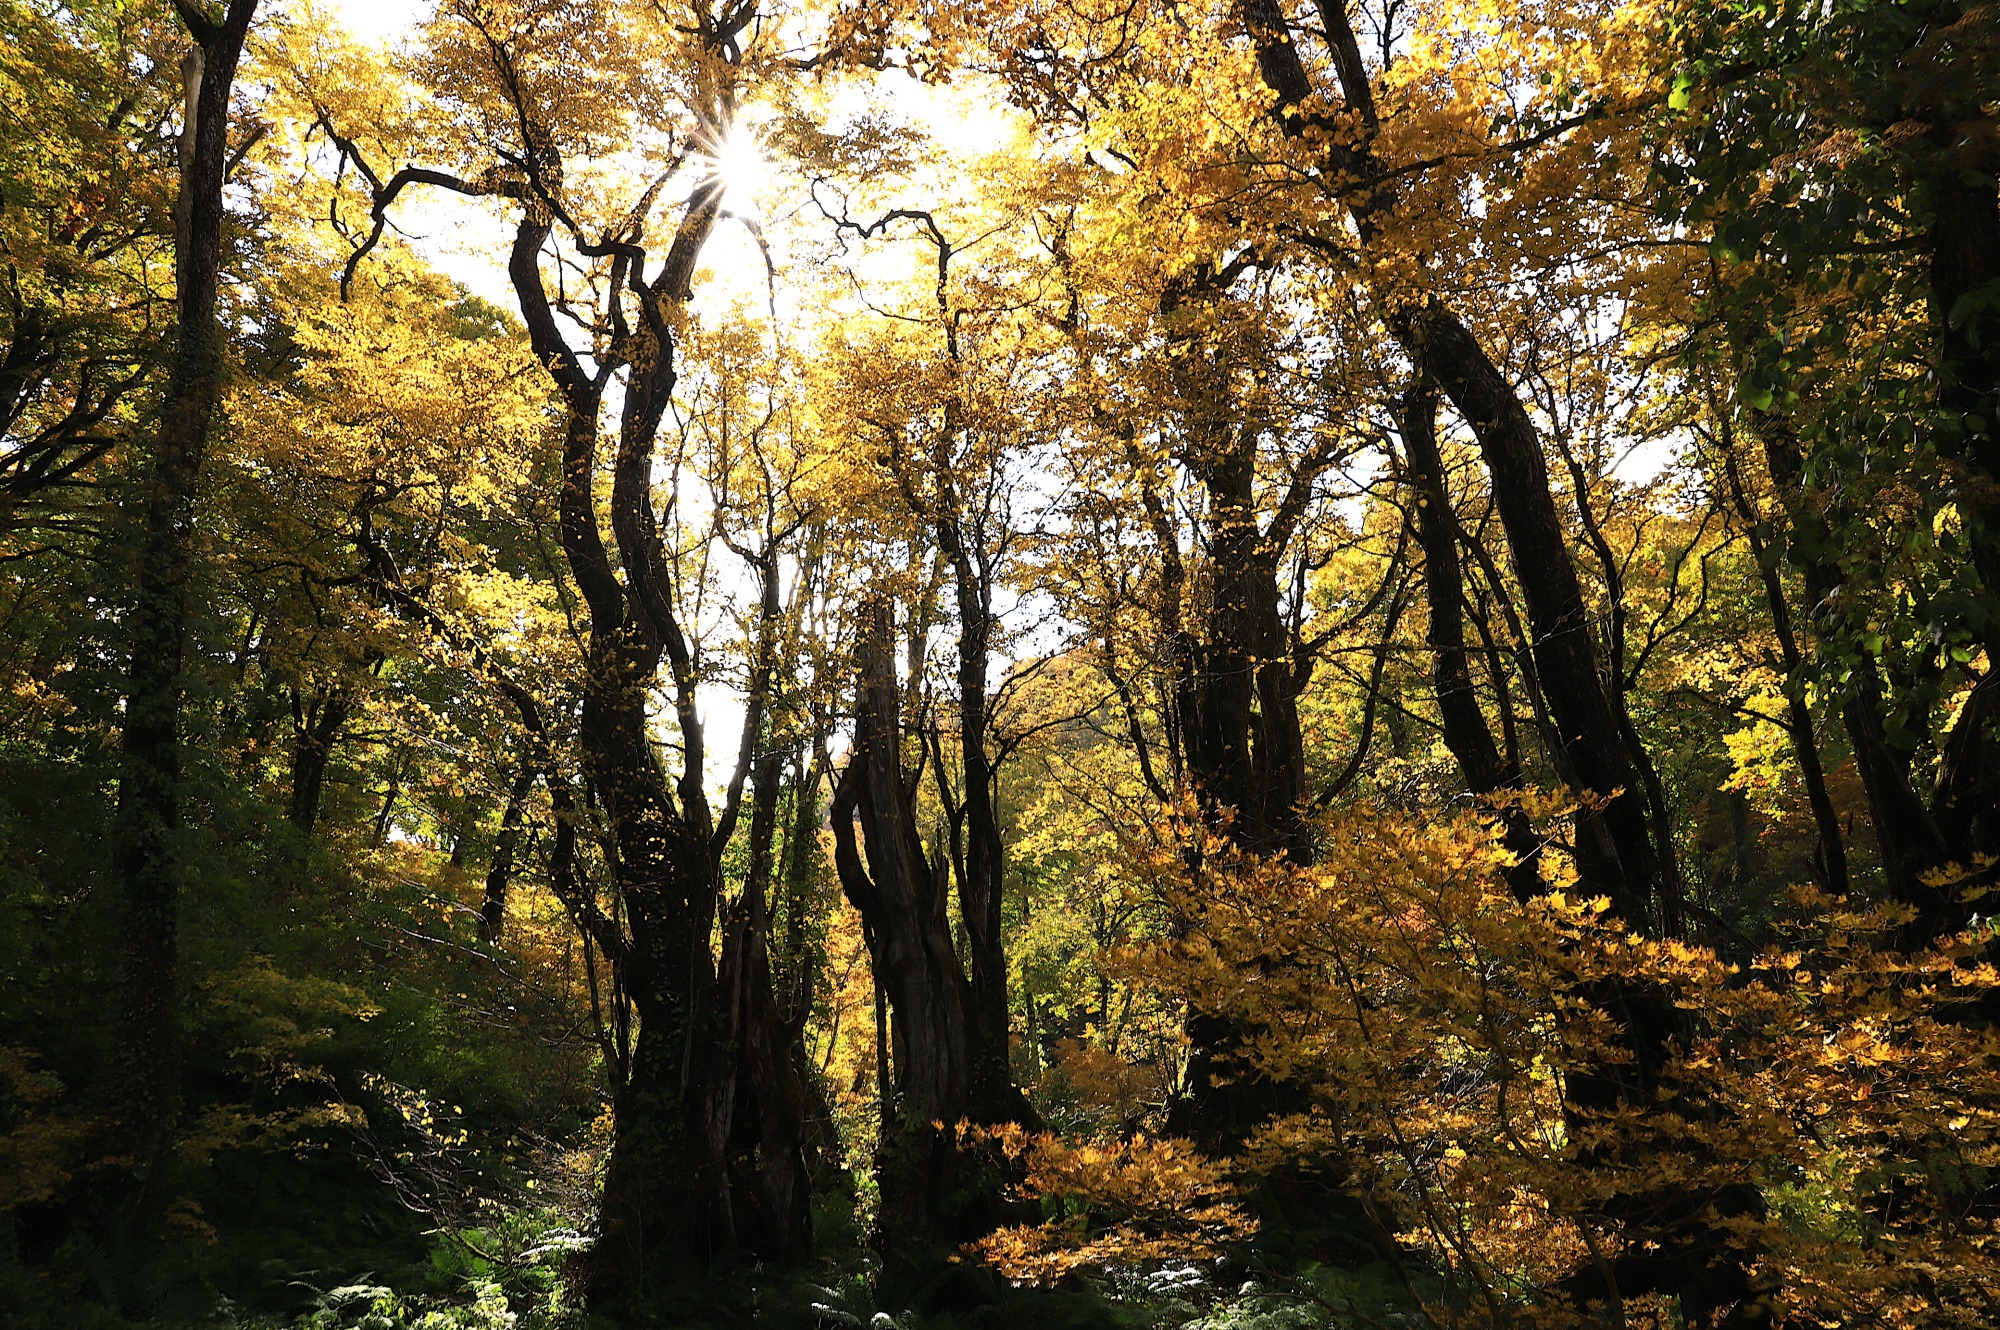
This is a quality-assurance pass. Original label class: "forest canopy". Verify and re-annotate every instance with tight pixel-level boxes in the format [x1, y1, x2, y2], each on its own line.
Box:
[3, 0, 2000, 1326]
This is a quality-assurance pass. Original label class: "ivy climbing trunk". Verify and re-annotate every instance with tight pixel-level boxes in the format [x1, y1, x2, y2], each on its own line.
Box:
[107, 0, 257, 1218]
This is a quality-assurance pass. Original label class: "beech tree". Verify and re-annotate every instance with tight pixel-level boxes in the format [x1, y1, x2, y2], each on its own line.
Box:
[9, 1, 2000, 1327]
[288, 0, 825, 1300]
[107, 0, 259, 1215]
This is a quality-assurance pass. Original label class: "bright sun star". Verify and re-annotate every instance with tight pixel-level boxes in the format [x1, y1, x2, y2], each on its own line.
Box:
[710, 127, 767, 212]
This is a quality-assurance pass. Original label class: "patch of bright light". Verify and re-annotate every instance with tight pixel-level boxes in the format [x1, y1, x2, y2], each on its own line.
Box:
[710, 127, 767, 213]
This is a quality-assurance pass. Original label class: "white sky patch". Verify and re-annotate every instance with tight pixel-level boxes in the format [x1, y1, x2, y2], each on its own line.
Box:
[325, 0, 435, 48]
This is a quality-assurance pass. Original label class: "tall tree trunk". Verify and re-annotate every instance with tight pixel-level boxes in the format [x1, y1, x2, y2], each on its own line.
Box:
[930, 498, 1027, 1117]
[1929, 151, 2000, 612]
[1918, 152, 2000, 907]
[1396, 304, 1665, 925]
[1141, 267, 1311, 1153]
[714, 564, 815, 1262]
[1230, 5, 1771, 1318]
[1396, 281, 1768, 1330]
[1399, 377, 1543, 901]
[1155, 269, 1312, 864]
[776, 740, 827, 1023]
[579, 619, 737, 1294]
[106, 0, 257, 1215]
[493, 197, 809, 1298]
[286, 683, 351, 836]
[776, 741, 848, 1182]
[715, 863, 814, 1271]
[830, 599, 1015, 1304]
[478, 760, 534, 946]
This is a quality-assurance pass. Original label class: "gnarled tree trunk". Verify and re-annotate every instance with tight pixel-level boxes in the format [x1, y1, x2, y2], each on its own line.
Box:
[830, 598, 1021, 1304]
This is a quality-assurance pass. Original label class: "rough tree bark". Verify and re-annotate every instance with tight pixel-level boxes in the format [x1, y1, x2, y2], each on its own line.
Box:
[106, 0, 258, 1217]
[522, 210, 810, 1298]
[1153, 267, 1313, 865]
[830, 599, 1022, 1305]
[1234, 3, 1767, 1319]
[324, 6, 811, 1293]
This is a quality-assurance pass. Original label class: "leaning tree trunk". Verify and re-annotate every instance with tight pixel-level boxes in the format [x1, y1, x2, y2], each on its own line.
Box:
[1396, 303, 1666, 924]
[1399, 376, 1544, 903]
[1232, 4, 1771, 1319]
[1396, 290, 1770, 1330]
[106, 0, 258, 1218]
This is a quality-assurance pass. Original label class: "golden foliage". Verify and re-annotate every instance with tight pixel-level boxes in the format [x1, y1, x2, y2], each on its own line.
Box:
[974, 1124, 1257, 1283]
[980, 804, 2000, 1325]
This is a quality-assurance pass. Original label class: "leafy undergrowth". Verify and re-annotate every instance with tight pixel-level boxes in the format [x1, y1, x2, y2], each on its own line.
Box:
[2, 1203, 1418, 1330]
